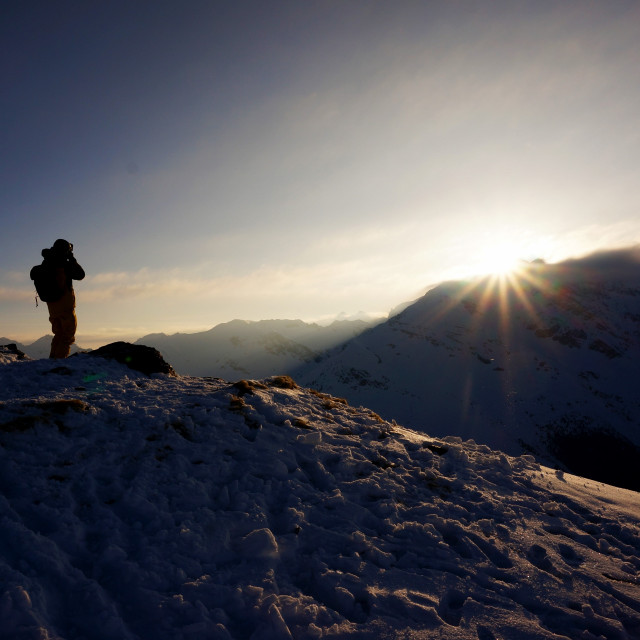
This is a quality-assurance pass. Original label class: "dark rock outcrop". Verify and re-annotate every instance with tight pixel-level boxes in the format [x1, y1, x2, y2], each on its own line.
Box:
[89, 342, 176, 376]
[0, 344, 28, 360]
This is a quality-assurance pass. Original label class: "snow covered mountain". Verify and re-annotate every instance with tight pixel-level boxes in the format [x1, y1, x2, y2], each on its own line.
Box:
[295, 249, 640, 491]
[0, 346, 638, 639]
[134, 318, 374, 378]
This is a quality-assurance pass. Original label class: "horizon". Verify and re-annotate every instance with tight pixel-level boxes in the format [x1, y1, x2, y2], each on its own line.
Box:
[3, 2, 640, 346]
[7, 245, 639, 351]
[3, 311, 388, 351]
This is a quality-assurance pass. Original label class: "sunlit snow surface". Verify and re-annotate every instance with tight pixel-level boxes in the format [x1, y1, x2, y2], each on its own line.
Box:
[0, 351, 639, 639]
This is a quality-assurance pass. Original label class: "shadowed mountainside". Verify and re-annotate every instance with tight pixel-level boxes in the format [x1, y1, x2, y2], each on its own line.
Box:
[295, 248, 640, 490]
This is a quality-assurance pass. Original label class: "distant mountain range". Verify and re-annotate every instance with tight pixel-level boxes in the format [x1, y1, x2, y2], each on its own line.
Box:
[294, 248, 640, 490]
[2, 320, 374, 374]
[134, 318, 376, 378]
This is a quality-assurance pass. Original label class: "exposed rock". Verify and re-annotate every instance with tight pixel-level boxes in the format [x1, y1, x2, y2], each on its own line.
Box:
[89, 342, 176, 376]
[232, 379, 267, 396]
[0, 343, 28, 360]
[0, 398, 90, 433]
[588, 339, 622, 359]
[266, 375, 299, 389]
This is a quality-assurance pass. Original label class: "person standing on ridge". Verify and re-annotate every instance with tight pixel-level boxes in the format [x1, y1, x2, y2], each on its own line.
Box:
[30, 239, 85, 359]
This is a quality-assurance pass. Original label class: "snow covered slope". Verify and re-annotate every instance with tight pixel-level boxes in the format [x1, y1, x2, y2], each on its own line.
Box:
[135, 319, 373, 378]
[1, 349, 639, 639]
[296, 249, 640, 490]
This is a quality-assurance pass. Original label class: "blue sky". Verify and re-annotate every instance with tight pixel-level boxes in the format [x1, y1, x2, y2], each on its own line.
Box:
[3, 1, 640, 346]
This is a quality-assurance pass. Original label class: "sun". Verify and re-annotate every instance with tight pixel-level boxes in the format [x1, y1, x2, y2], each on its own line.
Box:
[472, 246, 525, 278]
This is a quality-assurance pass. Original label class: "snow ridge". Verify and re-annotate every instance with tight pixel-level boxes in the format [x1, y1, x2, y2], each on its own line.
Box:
[0, 353, 639, 639]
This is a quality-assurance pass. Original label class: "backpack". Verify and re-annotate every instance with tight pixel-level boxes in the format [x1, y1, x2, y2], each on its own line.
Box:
[30, 262, 66, 303]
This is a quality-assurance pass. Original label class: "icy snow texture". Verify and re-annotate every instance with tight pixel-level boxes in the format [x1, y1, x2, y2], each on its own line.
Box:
[0, 351, 639, 639]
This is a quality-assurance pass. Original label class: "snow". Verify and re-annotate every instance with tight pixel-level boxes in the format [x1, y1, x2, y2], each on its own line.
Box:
[1, 350, 639, 639]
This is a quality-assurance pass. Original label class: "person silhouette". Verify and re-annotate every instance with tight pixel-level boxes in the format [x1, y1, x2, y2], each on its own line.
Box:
[30, 239, 85, 358]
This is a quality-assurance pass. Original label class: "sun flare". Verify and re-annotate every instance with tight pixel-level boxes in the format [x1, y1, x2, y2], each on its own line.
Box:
[465, 230, 555, 280]
[473, 248, 524, 278]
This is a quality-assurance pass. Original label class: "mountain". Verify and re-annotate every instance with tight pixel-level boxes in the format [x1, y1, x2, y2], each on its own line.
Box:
[295, 249, 640, 490]
[135, 318, 375, 377]
[2, 319, 369, 368]
[0, 347, 638, 639]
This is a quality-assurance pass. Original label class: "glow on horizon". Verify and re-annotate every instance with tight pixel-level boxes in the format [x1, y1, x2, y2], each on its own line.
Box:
[4, 232, 639, 349]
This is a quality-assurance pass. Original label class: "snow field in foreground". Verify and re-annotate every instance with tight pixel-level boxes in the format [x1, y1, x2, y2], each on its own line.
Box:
[0, 353, 639, 639]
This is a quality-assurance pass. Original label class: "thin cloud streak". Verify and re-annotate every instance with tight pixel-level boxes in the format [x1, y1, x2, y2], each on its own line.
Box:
[81, 258, 410, 304]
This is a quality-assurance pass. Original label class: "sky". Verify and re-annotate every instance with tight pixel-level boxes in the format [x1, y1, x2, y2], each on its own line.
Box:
[2, 0, 640, 348]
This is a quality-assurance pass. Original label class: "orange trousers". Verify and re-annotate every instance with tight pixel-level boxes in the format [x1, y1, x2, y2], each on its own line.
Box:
[46, 289, 77, 359]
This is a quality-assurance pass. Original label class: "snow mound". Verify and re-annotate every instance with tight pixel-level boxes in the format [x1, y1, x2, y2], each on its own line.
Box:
[0, 356, 639, 639]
